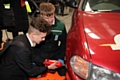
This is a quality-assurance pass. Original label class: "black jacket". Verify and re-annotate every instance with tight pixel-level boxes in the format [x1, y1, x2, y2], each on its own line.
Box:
[0, 0, 4, 27]
[0, 34, 48, 80]
[34, 17, 67, 76]
[34, 17, 67, 62]
[7, 0, 29, 32]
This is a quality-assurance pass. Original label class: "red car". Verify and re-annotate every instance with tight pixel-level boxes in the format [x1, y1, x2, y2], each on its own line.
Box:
[65, 0, 120, 80]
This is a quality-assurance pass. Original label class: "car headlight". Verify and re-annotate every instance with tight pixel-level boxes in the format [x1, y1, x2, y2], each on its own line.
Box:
[70, 55, 120, 80]
[70, 55, 90, 79]
[90, 65, 120, 80]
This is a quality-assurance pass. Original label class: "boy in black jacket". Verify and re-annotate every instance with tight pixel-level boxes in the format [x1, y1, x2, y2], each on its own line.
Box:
[0, 17, 59, 80]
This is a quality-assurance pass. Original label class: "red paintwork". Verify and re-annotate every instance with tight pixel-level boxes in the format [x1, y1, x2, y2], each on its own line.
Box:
[83, 11, 120, 73]
[44, 59, 62, 67]
[66, 7, 120, 80]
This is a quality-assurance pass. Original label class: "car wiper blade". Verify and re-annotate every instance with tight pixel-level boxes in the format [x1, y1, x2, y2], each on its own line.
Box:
[98, 10, 112, 12]
[92, 9, 111, 12]
[92, 9, 120, 12]
[111, 9, 120, 12]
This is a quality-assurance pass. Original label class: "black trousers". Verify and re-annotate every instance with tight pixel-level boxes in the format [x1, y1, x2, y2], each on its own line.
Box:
[0, 30, 2, 43]
[0, 0, 4, 26]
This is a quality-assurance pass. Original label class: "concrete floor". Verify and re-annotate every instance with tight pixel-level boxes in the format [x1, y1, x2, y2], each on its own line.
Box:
[56, 11, 73, 33]
[2, 9, 73, 40]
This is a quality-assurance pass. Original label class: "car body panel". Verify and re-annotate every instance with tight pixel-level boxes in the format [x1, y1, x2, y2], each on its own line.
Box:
[82, 11, 120, 73]
[66, 10, 91, 80]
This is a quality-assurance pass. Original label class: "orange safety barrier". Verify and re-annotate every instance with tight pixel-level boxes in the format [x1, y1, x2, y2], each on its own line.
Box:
[29, 72, 71, 80]
[65, 72, 71, 80]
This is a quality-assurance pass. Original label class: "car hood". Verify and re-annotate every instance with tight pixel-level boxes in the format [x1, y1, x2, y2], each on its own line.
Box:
[82, 12, 120, 73]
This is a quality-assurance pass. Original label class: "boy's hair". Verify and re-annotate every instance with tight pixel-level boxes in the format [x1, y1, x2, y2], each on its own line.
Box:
[28, 17, 51, 35]
[39, 2, 55, 15]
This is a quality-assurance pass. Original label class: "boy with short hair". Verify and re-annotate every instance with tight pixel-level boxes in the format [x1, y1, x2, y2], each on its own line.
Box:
[34, 2, 67, 76]
[0, 17, 58, 80]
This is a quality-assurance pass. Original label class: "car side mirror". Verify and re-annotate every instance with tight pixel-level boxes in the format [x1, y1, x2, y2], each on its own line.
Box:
[65, 0, 78, 9]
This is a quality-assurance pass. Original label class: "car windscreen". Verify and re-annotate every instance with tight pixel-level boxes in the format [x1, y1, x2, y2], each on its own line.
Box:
[84, 0, 120, 12]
